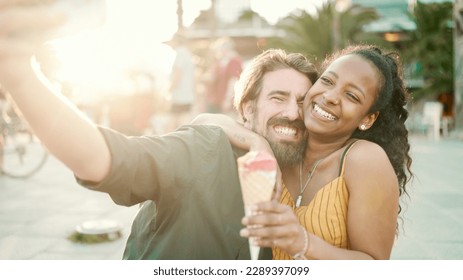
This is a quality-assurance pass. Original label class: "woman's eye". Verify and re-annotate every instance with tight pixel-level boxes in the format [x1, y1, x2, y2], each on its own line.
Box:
[346, 92, 360, 102]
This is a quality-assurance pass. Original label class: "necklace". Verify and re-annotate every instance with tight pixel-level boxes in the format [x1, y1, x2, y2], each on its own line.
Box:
[295, 159, 323, 208]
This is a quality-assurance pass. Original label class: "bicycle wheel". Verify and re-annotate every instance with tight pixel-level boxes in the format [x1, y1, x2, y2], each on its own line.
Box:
[1, 121, 48, 179]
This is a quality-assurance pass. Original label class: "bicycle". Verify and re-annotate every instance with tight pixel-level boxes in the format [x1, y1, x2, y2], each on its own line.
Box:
[0, 97, 48, 179]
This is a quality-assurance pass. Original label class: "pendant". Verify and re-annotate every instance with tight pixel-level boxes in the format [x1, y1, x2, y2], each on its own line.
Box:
[295, 194, 303, 208]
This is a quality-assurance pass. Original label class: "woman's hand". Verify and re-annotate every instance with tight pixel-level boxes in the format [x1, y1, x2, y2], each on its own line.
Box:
[240, 201, 308, 258]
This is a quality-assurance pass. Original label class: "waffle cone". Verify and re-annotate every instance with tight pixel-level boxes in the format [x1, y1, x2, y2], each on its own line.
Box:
[237, 151, 277, 210]
[239, 171, 275, 207]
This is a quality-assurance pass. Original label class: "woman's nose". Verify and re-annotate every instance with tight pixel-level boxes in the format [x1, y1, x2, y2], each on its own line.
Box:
[323, 90, 340, 105]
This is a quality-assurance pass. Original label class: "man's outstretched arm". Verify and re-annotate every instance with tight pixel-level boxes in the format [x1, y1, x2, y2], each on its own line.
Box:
[0, 2, 110, 182]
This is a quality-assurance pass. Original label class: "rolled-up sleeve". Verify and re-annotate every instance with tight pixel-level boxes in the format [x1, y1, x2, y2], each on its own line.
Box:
[77, 125, 225, 207]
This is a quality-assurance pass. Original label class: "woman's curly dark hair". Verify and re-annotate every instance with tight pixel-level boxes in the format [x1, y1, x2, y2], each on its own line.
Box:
[322, 45, 413, 215]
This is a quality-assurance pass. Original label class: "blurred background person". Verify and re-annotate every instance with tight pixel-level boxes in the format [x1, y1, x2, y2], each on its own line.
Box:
[205, 37, 242, 115]
[164, 30, 197, 132]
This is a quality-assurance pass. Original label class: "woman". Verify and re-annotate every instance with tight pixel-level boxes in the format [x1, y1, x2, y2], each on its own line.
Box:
[192, 45, 413, 259]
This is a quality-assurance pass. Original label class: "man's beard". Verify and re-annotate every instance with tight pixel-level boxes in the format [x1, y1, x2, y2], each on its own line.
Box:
[267, 136, 306, 168]
[251, 117, 307, 168]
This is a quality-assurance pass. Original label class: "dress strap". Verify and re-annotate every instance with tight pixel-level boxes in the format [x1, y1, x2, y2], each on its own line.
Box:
[338, 140, 361, 177]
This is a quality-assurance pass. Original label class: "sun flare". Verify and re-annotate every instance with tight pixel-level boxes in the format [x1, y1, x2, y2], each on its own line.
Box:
[48, 0, 322, 103]
[49, 0, 180, 101]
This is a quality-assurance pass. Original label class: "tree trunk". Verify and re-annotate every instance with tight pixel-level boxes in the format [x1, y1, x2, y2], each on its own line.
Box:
[177, 0, 183, 30]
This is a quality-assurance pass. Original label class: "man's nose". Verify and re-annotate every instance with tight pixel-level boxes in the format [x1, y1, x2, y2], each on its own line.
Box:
[281, 99, 302, 120]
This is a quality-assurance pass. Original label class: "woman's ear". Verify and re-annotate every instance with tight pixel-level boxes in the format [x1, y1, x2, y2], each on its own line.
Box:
[359, 112, 379, 130]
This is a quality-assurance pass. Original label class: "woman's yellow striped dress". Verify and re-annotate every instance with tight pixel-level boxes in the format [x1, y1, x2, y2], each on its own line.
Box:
[273, 142, 358, 260]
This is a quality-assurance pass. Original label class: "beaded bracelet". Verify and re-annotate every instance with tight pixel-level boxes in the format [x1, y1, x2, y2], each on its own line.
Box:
[292, 227, 309, 260]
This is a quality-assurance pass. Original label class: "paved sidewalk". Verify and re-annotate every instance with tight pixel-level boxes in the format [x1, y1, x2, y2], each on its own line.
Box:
[0, 156, 138, 260]
[391, 135, 463, 259]
[0, 135, 462, 260]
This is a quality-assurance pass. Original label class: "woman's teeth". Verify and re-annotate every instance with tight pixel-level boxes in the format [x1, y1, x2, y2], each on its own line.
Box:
[314, 104, 336, 120]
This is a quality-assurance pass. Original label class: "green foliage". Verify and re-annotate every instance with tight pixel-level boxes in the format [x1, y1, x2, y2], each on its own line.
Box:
[238, 9, 264, 22]
[267, 0, 383, 66]
[403, 1, 454, 100]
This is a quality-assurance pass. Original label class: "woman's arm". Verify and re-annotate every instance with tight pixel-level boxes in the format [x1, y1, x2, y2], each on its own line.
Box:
[191, 113, 270, 152]
[191, 113, 283, 200]
[343, 141, 399, 260]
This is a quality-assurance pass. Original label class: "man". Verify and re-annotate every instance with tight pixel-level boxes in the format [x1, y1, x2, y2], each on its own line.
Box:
[0, 2, 317, 259]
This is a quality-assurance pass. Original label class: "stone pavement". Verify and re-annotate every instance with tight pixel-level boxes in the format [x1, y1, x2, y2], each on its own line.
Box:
[0, 156, 138, 260]
[0, 134, 462, 260]
[391, 134, 463, 259]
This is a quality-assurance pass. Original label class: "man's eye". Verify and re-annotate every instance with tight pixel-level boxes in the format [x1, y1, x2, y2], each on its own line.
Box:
[320, 77, 333, 85]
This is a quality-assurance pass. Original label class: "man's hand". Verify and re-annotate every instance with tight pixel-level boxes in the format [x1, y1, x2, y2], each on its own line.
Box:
[0, 0, 66, 91]
[0, 0, 66, 53]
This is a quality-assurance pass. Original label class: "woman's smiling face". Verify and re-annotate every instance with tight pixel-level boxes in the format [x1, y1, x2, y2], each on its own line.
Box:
[303, 54, 380, 137]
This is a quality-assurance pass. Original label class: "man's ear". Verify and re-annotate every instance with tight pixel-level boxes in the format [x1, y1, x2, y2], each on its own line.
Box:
[359, 111, 379, 130]
[242, 101, 254, 122]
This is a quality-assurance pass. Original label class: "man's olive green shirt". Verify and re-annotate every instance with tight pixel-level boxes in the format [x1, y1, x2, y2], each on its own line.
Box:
[78, 125, 271, 260]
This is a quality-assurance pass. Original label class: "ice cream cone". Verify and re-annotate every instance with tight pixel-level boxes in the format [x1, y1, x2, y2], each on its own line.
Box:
[237, 151, 277, 260]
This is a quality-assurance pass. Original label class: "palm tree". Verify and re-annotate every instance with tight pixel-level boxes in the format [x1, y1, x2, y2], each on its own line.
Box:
[238, 9, 267, 23]
[403, 1, 454, 100]
[268, 0, 382, 66]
